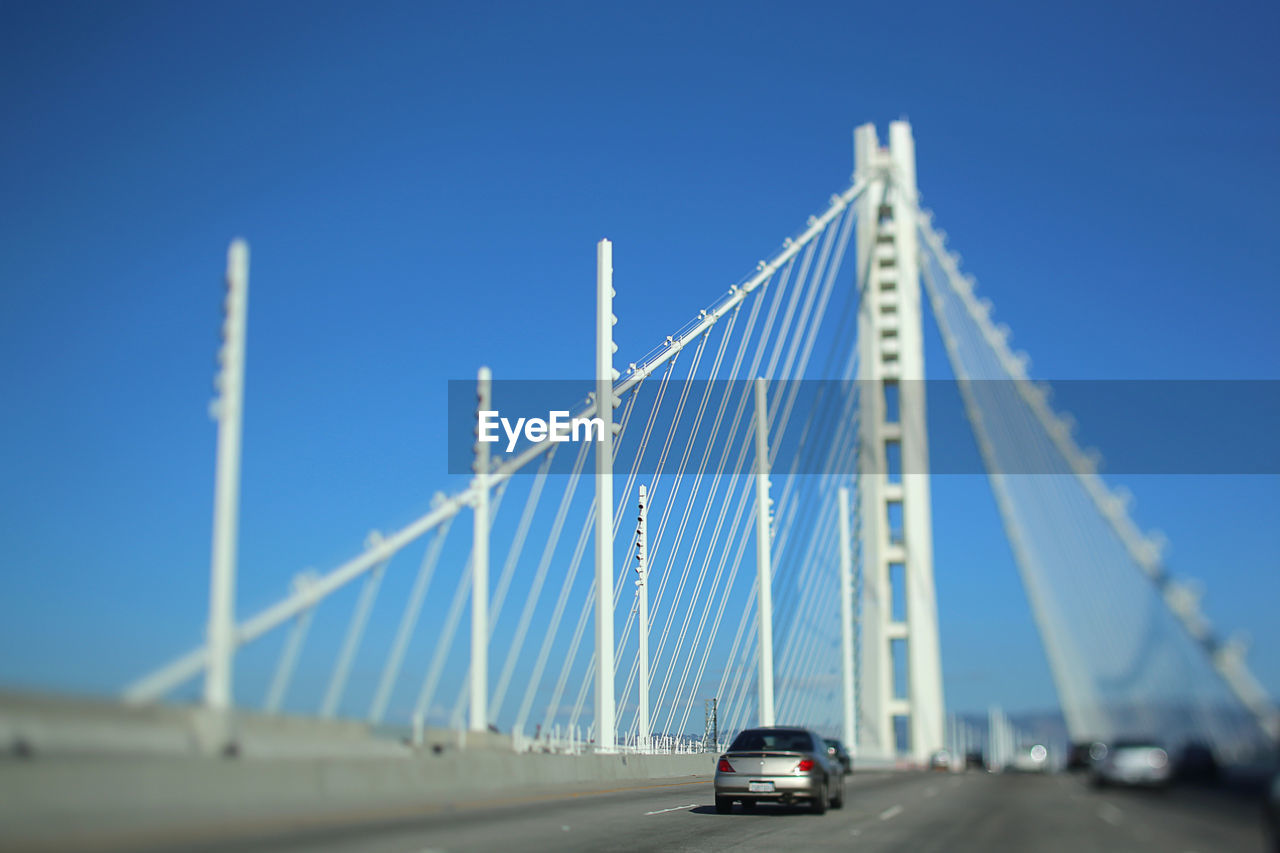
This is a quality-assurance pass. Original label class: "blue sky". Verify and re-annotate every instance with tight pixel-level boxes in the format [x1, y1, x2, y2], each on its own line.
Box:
[1, 0, 1277, 720]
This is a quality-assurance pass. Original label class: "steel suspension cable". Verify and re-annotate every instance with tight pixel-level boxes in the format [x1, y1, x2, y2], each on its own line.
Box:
[490, 439, 592, 719]
[516, 494, 595, 735]
[368, 516, 456, 722]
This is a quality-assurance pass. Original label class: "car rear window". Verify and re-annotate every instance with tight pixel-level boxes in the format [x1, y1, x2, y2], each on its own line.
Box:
[729, 729, 813, 752]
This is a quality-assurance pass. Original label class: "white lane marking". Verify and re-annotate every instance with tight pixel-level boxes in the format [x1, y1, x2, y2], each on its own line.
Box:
[879, 804, 904, 821]
[561, 825, 571, 832]
[849, 828, 862, 836]
[645, 803, 699, 815]
[1097, 803, 1123, 825]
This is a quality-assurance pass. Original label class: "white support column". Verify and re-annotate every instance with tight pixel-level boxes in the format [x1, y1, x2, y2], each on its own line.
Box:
[753, 377, 776, 727]
[838, 486, 856, 751]
[595, 239, 618, 752]
[854, 120, 945, 764]
[205, 239, 249, 717]
[889, 121, 946, 764]
[470, 367, 492, 732]
[635, 484, 650, 750]
[854, 123, 891, 760]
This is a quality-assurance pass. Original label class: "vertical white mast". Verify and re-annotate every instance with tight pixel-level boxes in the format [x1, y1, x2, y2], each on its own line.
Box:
[205, 239, 248, 719]
[595, 239, 617, 751]
[636, 484, 650, 749]
[470, 366, 491, 732]
[753, 377, 776, 726]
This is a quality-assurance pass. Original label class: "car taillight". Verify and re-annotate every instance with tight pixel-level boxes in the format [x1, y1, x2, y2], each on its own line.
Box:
[717, 758, 734, 773]
[796, 758, 815, 772]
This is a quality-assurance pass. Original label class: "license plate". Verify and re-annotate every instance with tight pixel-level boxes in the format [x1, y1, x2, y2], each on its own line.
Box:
[748, 781, 775, 793]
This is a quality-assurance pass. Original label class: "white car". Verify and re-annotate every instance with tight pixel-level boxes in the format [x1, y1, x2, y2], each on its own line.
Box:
[1011, 744, 1049, 773]
[1089, 739, 1170, 788]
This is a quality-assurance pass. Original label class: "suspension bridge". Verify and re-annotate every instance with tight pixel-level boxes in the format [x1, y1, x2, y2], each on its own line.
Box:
[123, 119, 1279, 758]
[2, 120, 1275, 850]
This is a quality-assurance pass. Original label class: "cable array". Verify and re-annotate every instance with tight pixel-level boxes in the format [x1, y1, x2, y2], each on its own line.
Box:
[918, 211, 1278, 754]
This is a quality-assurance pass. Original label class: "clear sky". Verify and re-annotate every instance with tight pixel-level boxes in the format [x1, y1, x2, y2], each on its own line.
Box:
[1, 0, 1277, 719]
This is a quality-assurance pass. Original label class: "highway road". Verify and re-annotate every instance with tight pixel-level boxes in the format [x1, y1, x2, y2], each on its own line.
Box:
[168, 769, 1269, 853]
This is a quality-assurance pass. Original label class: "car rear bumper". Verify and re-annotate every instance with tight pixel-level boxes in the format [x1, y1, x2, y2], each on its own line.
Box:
[714, 772, 822, 800]
[1099, 767, 1171, 786]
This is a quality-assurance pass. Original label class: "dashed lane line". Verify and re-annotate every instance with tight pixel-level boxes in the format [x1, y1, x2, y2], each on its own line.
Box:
[1097, 803, 1124, 826]
[645, 803, 700, 815]
[879, 804, 904, 822]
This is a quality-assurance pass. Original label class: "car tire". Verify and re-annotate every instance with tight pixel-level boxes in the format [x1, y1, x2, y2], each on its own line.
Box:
[831, 778, 845, 809]
[715, 796, 733, 815]
[810, 781, 827, 815]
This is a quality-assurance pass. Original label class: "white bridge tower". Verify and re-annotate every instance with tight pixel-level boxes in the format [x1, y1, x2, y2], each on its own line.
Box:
[854, 120, 945, 763]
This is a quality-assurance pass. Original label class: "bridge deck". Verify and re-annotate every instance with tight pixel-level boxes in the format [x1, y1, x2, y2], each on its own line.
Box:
[4, 768, 1264, 852]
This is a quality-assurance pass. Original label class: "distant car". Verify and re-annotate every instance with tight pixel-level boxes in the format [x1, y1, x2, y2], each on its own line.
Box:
[1173, 741, 1220, 784]
[964, 750, 985, 771]
[1089, 739, 1171, 789]
[1010, 744, 1049, 773]
[928, 749, 952, 770]
[714, 727, 844, 814]
[1066, 741, 1097, 771]
[823, 738, 853, 774]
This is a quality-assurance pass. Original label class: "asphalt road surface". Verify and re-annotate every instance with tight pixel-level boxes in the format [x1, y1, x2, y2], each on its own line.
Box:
[175, 769, 1267, 853]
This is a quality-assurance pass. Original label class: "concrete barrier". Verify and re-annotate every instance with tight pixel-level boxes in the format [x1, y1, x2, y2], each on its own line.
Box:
[0, 690, 412, 759]
[1, 750, 713, 847]
[0, 691, 714, 848]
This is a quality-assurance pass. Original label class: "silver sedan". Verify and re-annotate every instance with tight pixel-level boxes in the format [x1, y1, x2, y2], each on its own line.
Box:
[714, 726, 845, 814]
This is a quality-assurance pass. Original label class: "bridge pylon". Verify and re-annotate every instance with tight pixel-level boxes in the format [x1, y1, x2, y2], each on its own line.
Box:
[854, 120, 945, 763]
